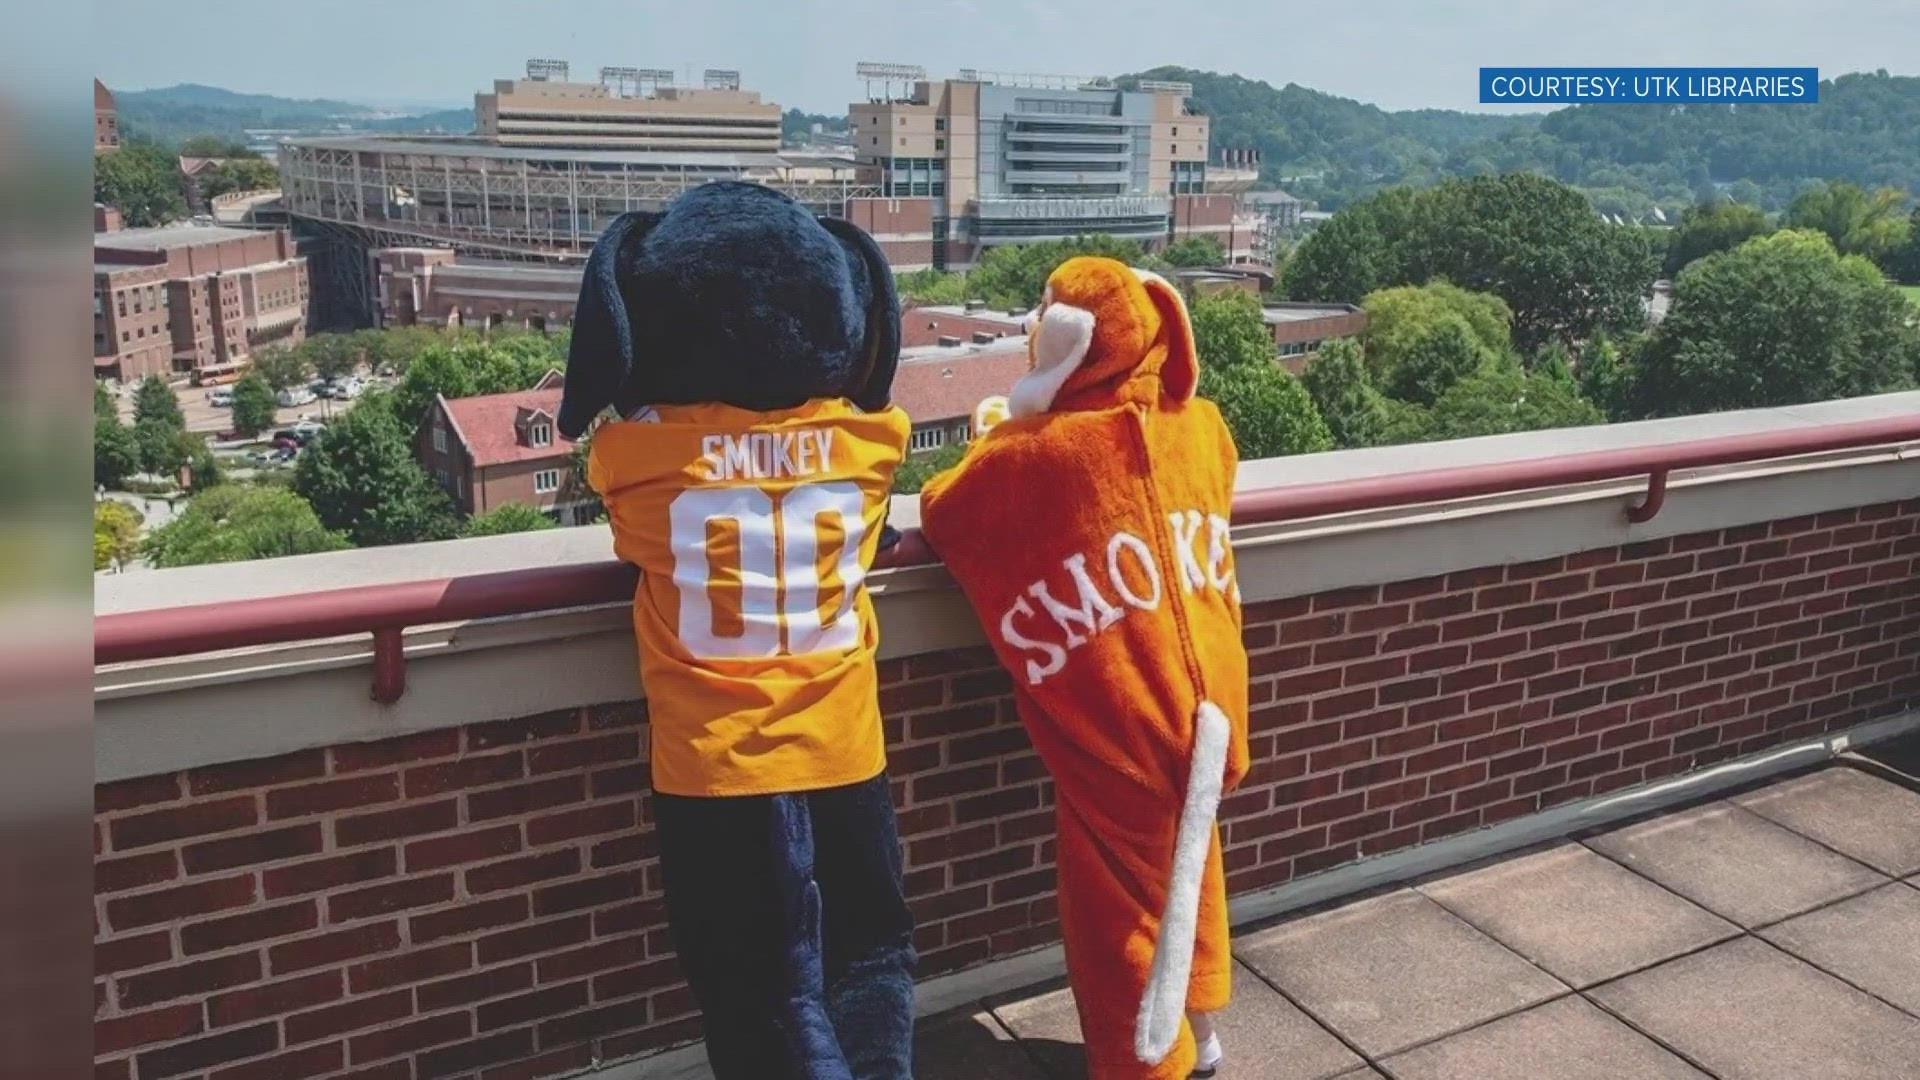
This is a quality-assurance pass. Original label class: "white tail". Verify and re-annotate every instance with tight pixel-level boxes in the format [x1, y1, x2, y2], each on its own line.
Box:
[1134, 701, 1231, 1064]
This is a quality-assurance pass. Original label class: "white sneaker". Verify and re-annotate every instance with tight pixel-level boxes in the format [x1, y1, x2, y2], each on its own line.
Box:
[1191, 1029, 1224, 1077]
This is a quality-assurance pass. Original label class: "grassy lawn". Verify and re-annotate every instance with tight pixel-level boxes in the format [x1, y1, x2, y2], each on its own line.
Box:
[1903, 285, 1920, 307]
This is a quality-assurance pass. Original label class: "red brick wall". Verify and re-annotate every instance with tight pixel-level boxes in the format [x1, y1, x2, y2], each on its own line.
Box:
[94, 501, 1920, 1079]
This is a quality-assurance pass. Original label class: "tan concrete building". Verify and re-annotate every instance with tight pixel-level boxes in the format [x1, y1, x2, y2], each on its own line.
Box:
[849, 68, 1224, 268]
[93, 226, 310, 382]
[476, 62, 781, 153]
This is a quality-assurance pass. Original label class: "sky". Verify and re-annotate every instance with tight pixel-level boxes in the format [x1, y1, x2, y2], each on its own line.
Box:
[95, 0, 1920, 115]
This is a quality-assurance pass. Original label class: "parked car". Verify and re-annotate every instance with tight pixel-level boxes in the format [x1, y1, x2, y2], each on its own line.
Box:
[270, 430, 303, 450]
[276, 386, 316, 408]
[206, 386, 234, 408]
[270, 448, 298, 465]
[291, 420, 326, 439]
[331, 378, 365, 400]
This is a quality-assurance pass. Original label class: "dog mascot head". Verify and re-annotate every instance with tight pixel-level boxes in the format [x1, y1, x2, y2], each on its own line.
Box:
[559, 181, 900, 438]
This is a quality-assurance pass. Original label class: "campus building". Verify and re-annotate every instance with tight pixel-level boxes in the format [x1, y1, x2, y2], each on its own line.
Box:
[415, 372, 596, 524]
[93, 226, 310, 382]
[95, 79, 118, 153]
[476, 61, 781, 154]
[848, 64, 1259, 268]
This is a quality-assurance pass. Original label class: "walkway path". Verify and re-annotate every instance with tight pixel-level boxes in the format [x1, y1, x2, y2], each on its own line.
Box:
[919, 764, 1920, 1080]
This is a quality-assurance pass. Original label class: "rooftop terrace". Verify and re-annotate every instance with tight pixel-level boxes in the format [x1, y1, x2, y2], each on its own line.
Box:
[93, 393, 1920, 1080]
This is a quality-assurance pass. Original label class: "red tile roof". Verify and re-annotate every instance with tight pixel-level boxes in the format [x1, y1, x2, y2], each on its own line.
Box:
[891, 344, 1030, 426]
[438, 387, 575, 468]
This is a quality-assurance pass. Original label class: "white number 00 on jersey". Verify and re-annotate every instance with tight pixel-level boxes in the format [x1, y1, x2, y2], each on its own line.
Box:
[666, 481, 873, 658]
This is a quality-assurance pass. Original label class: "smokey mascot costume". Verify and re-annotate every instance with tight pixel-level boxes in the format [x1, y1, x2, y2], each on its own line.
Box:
[558, 182, 915, 1080]
[920, 257, 1252, 1080]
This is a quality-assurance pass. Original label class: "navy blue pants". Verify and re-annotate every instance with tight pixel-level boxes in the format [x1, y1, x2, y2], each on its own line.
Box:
[654, 773, 917, 1080]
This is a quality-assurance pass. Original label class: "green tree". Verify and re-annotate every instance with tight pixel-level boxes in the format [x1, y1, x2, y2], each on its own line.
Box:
[1361, 281, 1512, 376]
[293, 395, 458, 546]
[390, 340, 560, 428]
[94, 502, 145, 572]
[1665, 199, 1773, 277]
[1190, 290, 1275, 370]
[250, 346, 312, 391]
[1161, 236, 1227, 268]
[1575, 333, 1634, 420]
[300, 334, 362, 383]
[460, 503, 561, 538]
[964, 235, 1164, 310]
[184, 436, 223, 493]
[94, 381, 118, 423]
[142, 486, 350, 568]
[230, 373, 277, 437]
[132, 375, 184, 430]
[197, 159, 279, 201]
[1626, 229, 1920, 417]
[1383, 319, 1490, 407]
[892, 442, 968, 495]
[354, 326, 444, 376]
[134, 418, 187, 479]
[94, 418, 140, 488]
[1887, 207, 1920, 285]
[1279, 196, 1403, 303]
[1785, 181, 1914, 267]
[1420, 360, 1606, 441]
[896, 269, 972, 307]
[93, 140, 185, 227]
[1302, 338, 1392, 449]
[1198, 362, 1334, 460]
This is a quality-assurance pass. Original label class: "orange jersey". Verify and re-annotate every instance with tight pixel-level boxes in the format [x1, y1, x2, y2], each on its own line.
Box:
[588, 399, 910, 797]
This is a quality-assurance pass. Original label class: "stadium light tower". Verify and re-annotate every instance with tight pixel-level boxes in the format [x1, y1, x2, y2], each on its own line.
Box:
[856, 61, 926, 103]
[703, 69, 742, 91]
[526, 58, 569, 82]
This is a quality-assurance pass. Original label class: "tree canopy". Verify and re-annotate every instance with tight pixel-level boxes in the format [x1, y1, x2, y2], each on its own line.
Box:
[94, 140, 185, 227]
[1302, 338, 1393, 450]
[1198, 362, 1334, 460]
[95, 502, 144, 572]
[1189, 290, 1275, 371]
[1625, 229, 1920, 417]
[1283, 174, 1659, 352]
[391, 338, 566, 428]
[1784, 181, 1914, 268]
[1665, 199, 1774, 278]
[1129, 66, 1920, 215]
[460, 503, 560, 538]
[293, 394, 459, 546]
[142, 486, 349, 567]
[230, 374, 277, 438]
[897, 236, 1170, 310]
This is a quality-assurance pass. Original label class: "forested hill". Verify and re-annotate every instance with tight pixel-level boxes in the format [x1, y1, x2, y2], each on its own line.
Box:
[1127, 67, 1920, 216]
[114, 84, 473, 146]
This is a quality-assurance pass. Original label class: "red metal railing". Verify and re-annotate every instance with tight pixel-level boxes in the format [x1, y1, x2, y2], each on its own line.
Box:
[95, 413, 1920, 702]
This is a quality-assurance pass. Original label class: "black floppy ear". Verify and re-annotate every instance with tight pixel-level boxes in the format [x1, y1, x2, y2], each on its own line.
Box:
[817, 216, 900, 412]
[560, 211, 660, 439]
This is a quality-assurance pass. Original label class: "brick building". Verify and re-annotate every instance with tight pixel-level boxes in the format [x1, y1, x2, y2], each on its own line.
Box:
[1264, 302, 1368, 371]
[372, 250, 580, 332]
[95, 79, 118, 153]
[891, 336, 1030, 453]
[93, 226, 310, 383]
[416, 375, 592, 523]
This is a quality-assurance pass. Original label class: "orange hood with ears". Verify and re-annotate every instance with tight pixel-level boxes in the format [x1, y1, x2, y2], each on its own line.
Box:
[1009, 256, 1199, 418]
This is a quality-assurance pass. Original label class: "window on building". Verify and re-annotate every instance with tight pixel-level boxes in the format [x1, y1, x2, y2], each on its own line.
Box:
[432, 424, 446, 453]
[935, 138, 945, 151]
[909, 427, 946, 453]
[534, 469, 560, 494]
[528, 422, 552, 448]
[898, 116, 906, 126]
[935, 117, 946, 132]
[120, 331, 129, 343]
[117, 297, 126, 317]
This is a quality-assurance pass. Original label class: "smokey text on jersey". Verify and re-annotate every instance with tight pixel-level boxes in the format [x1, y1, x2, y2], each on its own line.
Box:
[699, 429, 838, 482]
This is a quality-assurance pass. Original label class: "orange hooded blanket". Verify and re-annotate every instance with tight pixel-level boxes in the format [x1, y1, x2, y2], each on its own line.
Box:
[919, 258, 1250, 1079]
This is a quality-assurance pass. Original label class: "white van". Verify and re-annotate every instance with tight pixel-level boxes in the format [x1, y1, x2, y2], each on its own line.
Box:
[276, 386, 317, 408]
[207, 386, 234, 408]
